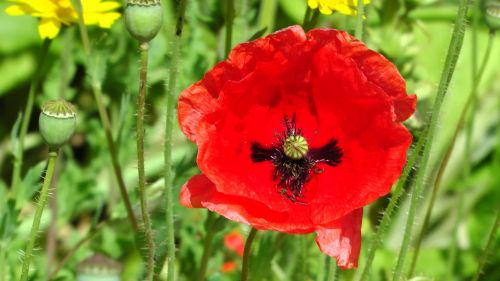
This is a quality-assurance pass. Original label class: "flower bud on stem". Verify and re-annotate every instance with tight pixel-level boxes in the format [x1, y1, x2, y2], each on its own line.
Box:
[19, 100, 76, 280]
[126, 0, 163, 275]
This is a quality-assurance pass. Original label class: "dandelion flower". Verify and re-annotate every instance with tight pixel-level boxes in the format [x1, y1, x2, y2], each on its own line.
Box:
[308, 0, 370, 16]
[5, 0, 121, 39]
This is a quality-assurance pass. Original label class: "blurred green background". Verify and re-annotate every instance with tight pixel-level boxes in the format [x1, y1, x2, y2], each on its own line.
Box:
[0, 0, 499, 280]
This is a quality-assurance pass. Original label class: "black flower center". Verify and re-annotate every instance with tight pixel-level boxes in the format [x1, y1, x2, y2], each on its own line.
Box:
[250, 115, 343, 203]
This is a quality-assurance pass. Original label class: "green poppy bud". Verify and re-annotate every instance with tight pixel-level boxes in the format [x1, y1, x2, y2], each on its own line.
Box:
[76, 254, 122, 281]
[482, 0, 500, 30]
[38, 99, 76, 149]
[125, 0, 163, 43]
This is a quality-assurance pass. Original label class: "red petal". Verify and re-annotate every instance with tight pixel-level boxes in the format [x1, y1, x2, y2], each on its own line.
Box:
[315, 208, 363, 269]
[224, 231, 245, 256]
[307, 28, 416, 122]
[180, 174, 315, 233]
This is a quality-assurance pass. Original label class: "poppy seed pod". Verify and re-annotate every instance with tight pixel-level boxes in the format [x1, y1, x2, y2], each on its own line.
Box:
[125, 0, 163, 43]
[482, 0, 500, 30]
[39, 99, 76, 149]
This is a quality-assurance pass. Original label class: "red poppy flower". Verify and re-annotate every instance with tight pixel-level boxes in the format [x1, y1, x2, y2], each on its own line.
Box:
[224, 230, 245, 257]
[178, 25, 416, 269]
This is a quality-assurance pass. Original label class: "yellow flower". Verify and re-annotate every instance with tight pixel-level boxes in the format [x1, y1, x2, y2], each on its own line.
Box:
[308, 0, 370, 16]
[5, 0, 121, 39]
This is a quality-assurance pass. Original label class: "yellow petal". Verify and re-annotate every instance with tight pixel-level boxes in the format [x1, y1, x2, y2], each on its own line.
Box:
[308, 0, 319, 9]
[5, 5, 28, 15]
[319, 5, 333, 15]
[96, 12, 121, 28]
[38, 18, 61, 39]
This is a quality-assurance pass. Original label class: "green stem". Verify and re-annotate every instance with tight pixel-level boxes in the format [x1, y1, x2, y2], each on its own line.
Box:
[300, 236, 308, 280]
[327, 258, 340, 281]
[391, 1, 470, 280]
[355, 0, 365, 40]
[258, 0, 278, 34]
[358, 132, 426, 281]
[408, 25, 496, 280]
[471, 207, 500, 281]
[303, 5, 312, 26]
[136, 42, 155, 281]
[196, 212, 217, 281]
[11, 39, 51, 197]
[19, 151, 58, 281]
[74, 0, 138, 231]
[164, 1, 188, 280]
[0, 247, 5, 281]
[225, 0, 235, 57]
[240, 228, 258, 281]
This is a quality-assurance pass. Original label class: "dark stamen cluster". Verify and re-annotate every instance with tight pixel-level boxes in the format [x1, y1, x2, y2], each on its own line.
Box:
[251, 115, 343, 203]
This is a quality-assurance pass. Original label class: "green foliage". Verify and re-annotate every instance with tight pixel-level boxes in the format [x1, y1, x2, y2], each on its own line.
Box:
[0, 0, 498, 280]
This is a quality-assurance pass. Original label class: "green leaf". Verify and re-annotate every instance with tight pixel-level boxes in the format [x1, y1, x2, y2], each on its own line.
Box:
[15, 161, 46, 209]
[9, 111, 22, 157]
[0, 53, 36, 96]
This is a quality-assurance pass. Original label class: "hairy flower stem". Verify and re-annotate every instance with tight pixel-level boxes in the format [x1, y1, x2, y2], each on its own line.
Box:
[472, 208, 500, 281]
[391, 1, 470, 280]
[241, 228, 258, 281]
[10, 39, 51, 197]
[164, 1, 188, 280]
[73, 0, 138, 231]
[355, 0, 365, 40]
[326, 258, 340, 281]
[358, 132, 426, 281]
[225, 0, 235, 57]
[407, 29, 496, 278]
[196, 212, 217, 281]
[19, 151, 58, 281]
[136, 42, 155, 281]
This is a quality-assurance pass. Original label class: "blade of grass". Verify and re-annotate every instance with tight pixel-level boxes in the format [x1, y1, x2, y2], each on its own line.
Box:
[471, 208, 500, 281]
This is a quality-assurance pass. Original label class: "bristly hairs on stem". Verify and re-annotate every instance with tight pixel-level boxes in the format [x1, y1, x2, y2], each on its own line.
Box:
[407, 19, 496, 279]
[391, 1, 471, 280]
[358, 132, 426, 281]
[20, 151, 59, 281]
[136, 42, 155, 281]
[163, 0, 188, 280]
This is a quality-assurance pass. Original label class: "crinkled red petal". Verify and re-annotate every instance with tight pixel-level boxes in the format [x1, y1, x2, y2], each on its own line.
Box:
[178, 25, 417, 268]
[315, 208, 363, 269]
